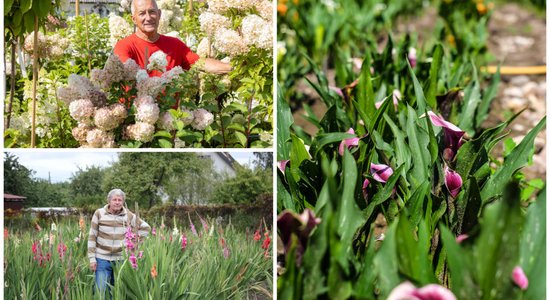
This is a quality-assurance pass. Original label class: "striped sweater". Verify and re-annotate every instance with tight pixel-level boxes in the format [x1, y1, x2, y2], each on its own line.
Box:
[88, 205, 151, 263]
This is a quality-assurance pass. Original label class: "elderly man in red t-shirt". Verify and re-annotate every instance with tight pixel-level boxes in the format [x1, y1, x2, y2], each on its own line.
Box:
[114, 0, 231, 77]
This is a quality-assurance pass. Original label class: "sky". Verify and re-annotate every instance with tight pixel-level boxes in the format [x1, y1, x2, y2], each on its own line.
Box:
[5, 151, 262, 183]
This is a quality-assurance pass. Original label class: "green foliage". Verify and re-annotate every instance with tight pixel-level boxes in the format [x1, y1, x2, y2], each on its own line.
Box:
[210, 165, 273, 204]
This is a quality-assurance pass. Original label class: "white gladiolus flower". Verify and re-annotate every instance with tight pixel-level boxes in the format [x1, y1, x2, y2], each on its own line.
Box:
[191, 109, 214, 130]
[69, 99, 95, 121]
[147, 51, 168, 72]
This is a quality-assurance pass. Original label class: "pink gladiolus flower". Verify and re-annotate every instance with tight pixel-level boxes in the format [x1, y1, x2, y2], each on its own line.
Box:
[445, 166, 463, 198]
[125, 227, 135, 240]
[456, 234, 469, 243]
[426, 111, 465, 160]
[138, 251, 143, 259]
[278, 160, 289, 173]
[126, 239, 135, 250]
[339, 128, 360, 156]
[388, 281, 457, 300]
[57, 243, 67, 259]
[32, 241, 39, 255]
[371, 163, 393, 183]
[223, 247, 230, 259]
[152, 228, 156, 236]
[512, 266, 529, 290]
[129, 253, 138, 269]
[181, 236, 188, 250]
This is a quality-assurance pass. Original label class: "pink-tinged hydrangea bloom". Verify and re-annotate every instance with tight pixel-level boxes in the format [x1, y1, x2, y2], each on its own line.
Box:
[408, 48, 417, 68]
[456, 234, 469, 243]
[110, 103, 128, 121]
[192, 109, 214, 130]
[123, 58, 141, 81]
[103, 54, 126, 83]
[214, 28, 249, 56]
[158, 112, 175, 130]
[426, 111, 465, 160]
[86, 129, 111, 148]
[512, 266, 528, 290]
[134, 95, 155, 107]
[94, 107, 120, 131]
[69, 99, 95, 121]
[388, 281, 457, 300]
[136, 103, 160, 124]
[137, 76, 165, 98]
[278, 160, 289, 173]
[181, 109, 194, 126]
[339, 128, 360, 156]
[444, 166, 462, 198]
[161, 66, 184, 82]
[371, 163, 393, 183]
[129, 253, 138, 269]
[199, 12, 232, 37]
[72, 123, 92, 143]
[255, 0, 273, 21]
[126, 122, 155, 143]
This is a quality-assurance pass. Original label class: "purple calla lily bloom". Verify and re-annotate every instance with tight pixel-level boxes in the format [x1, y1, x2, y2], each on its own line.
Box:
[444, 166, 463, 198]
[338, 128, 360, 156]
[362, 178, 370, 201]
[427, 111, 465, 160]
[456, 234, 469, 243]
[408, 48, 417, 68]
[277, 209, 321, 266]
[329, 86, 344, 98]
[371, 163, 393, 183]
[278, 160, 289, 173]
[388, 281, 457, 300]
[512, 266, 529, 290]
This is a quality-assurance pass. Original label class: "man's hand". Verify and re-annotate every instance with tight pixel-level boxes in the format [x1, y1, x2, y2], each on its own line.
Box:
[90, 262, 97, 272]
[203, 58, 232, 75]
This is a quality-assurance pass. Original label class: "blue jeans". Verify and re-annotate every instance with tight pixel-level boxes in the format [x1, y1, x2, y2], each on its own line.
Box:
[95, 258, 117, 299]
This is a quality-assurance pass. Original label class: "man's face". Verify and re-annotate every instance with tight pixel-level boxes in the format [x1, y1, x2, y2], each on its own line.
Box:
[109, 196, 124, 212]
[132, 0, 161, 35]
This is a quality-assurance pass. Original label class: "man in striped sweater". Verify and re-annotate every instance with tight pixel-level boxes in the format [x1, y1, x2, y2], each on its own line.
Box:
[88, 189, 151, 296]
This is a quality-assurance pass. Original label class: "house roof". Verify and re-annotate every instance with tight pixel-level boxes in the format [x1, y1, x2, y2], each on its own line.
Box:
[4, 193, 26, 201]
[215, 153, 238, 169]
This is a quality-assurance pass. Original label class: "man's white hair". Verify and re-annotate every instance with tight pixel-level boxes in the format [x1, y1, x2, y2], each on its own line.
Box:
[131, 0, 159, 15]
[107, 189, 126, 202]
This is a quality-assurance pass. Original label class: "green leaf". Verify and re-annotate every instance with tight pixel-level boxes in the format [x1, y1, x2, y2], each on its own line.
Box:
[277, 85, 293, 160]
[384, 114, 411, 178]
[406, 106, 430, 187]
[363, 165, 404, 222]
[476, 66, 500, 128]
[521, 188, 546, 300]
[20, 0, 32, 13]
[426, 44, 443, 108]
[357, 50, 375, 117]
[373, 222, 400, 298]
[440, 225, 474, 299]
[290, 134, 310, 168]
[33, 0, 51, 18]
[338, 150, 365, 252]
[157, 139, 173, 148]
[312, 132, 355, 157]
[234, 131, 247, 147]
[458, 64, 481, 136]
[23, 11, 35, 34]
[154, 131, 172, 139]
[407, 59, 427, 113]
[5, 0, 15, 16]
[480, 117, 546, 202]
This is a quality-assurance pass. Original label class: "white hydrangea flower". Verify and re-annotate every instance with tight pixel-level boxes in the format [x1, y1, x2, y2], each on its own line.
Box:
[161, 66, 184, 82]
[199, 12, 232, 37]
[136, 76, 165, 98]
[158, 111, 175, 130]
[109, 14, 133, 47]
[94, 107, 121, 131]
[126, 122, 155, 142]
[186, 34, 198, 51]
[191, 108, 214, 130]
[136, 69, 149, 83]
[110, 103, 128, 121]
[86, 129, 112, 148]
[69, 99, 95, 121]
[134, 95, 155, 107]
[241, 14, 272, 50]
[214, 28, 248, 56]
[255, 0, 273, 21]
[104, 54, 127, 83]
[72, 123, 92, 143]
[180, 108, 194, 126]
[123, 59, 141, 81]
[196, 38, 213, 58]
[147, 51, 168, 72]
[136, 103, 160, 124]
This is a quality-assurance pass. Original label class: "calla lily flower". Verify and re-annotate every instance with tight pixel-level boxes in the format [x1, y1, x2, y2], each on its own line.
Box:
[388, 281, 457, 300]
[329, 86, 344, 98]
[426, 111, 465, 160]
[362, 178, 370, 201]
[456, 234, 469, 243]
[408, 48, 417, 68]
[277, 209, 321, 266]
[278, 160, 289, 173]
[339, 128, 360, 156]
[371, 163, 393, 183]
[512, 266, 529, 290]
[444, 166, 463, 198]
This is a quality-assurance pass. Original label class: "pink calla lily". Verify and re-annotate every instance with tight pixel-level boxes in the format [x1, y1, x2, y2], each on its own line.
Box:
[329, 86, 344, 98]
[277, 209, 321, 266]
[278, 160, 289, 173]
[456, 234, 469, 243]
[512, 266, 529, 290]
[362, 178, 370, 201]
[388, 281, 457, 300]
[371, 163, 393, 183]
[408, 48, 417, 68]
[426, 111, 465, 160]
[338, 128, 360, 156]
[444, 166, 463, 198]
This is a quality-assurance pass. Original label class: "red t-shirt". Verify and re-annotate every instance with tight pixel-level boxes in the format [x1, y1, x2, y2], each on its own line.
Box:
[114, 34, 200, 77]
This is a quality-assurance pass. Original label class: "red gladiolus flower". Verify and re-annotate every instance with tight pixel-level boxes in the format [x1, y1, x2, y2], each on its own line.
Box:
[4, 228, 8, 240]
[262, 236, 271, 250]
[253, 230, 261, 241]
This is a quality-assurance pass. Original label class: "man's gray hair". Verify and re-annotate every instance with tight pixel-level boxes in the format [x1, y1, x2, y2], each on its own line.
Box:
[107, 189, 126, 202]
[131, 0, 159, 15]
